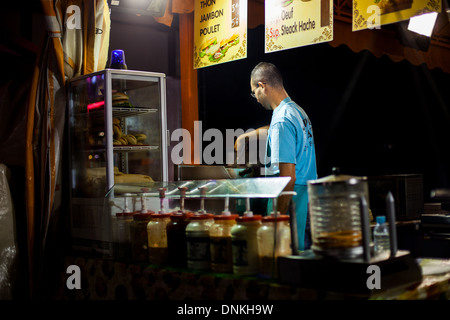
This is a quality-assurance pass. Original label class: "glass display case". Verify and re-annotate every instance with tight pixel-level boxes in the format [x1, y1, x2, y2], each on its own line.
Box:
[67, 69, 168, 255]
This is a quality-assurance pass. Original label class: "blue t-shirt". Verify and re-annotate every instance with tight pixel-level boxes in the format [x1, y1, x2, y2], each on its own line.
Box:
[265, 97, 317, 185]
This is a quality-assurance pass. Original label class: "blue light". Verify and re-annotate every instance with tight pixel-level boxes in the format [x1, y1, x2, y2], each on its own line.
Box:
[110, 49, 127, 69]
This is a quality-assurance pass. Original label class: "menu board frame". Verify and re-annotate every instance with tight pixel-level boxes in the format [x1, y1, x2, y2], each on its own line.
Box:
[194, 0, 248, 69]
[264, 0, 334, 53]
[352, 0, 441, 31]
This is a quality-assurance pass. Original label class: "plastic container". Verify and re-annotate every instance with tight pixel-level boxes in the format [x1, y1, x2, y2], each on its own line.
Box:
[147, 212, 171, 265]
[167, 211, 194, 268]
[166, 186, 193, 268]
[186, 213, 215, 271]
[130, 212, 153, 262]
[112, 194, 134, 260]
[209, 213, 238, 273]
[257, 214, 291, 278]
[231, 214, 262, 276]
[373, 215, 390, 259]
[111, 211, 134, 260]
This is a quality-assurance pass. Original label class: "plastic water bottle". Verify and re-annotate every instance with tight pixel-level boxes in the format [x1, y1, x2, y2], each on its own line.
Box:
[373, 216, 390, 259]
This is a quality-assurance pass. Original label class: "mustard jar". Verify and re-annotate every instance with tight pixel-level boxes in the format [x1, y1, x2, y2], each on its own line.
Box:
[209, 197, 238, 273]
[257, 213, 291, 278]
[231, 198, 262, 276]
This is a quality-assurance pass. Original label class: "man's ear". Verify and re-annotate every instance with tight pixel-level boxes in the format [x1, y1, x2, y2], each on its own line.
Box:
[258, 81, 266, 90]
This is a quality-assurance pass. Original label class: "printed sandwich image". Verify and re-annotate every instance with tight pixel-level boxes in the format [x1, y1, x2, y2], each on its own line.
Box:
[198, 34, 240, 63]
[375, 0, 413, 14]
[199, 37, 217, 58]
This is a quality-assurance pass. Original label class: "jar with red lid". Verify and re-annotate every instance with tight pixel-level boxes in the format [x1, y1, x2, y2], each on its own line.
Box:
[257, 214, 291, 278]
[130, 212, 153, 262]
[147, 212, 171, 265]
[111, 211, 134, 261]
[231, 214, 262, 276]
[166, 186, 193, 268]
[167, 211, 194, 268]
[209, 213, 238, 273]
[185, 213, 215, 271]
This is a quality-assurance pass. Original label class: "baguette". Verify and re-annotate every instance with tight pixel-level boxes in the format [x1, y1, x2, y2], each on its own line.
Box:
[114, 173, 154, 184]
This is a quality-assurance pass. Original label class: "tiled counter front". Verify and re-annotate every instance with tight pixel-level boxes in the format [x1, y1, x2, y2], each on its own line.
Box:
[54, 256, 368, 300]
[53, 256, 450, 300]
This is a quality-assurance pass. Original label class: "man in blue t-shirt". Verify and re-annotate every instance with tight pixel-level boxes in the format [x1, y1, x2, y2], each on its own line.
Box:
[236, 62, 317, 251]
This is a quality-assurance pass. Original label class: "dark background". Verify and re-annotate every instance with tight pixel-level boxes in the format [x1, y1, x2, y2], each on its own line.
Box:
[198, 25, 450, 203]
[1, 2, 449, 299]
[1, 4, 449, 213]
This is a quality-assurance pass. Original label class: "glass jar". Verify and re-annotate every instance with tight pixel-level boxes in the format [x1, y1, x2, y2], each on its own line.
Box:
[111, 211, 134, 261]
[209, 214, 238, 273]
[231, 215, 262, 276]
[147, 212, 171, 265]
[185, 214, 215, 271]
[257, 214, 291, 278]
[167, 211, 194, 268]
[130, 212, 153, 262]
[307, 167, 369, 260]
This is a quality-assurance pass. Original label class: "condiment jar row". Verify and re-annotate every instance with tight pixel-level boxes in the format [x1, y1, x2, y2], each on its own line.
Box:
[111, 209, 292, 278]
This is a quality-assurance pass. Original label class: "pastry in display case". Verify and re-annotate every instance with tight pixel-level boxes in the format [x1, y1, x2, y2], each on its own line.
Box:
[67, 69, 168, 255]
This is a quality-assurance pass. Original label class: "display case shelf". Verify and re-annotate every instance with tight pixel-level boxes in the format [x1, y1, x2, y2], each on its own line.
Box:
[76, 107, 159, 119]
[113, 145, 159, 152]
[83, 145, 159, 153]
[112, 107, 158, 118]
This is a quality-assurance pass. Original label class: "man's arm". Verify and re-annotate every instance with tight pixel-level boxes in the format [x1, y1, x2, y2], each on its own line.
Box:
[234, 125, 269, 163]
[277, 162, 296, 214]
[234, 125, 269, 151]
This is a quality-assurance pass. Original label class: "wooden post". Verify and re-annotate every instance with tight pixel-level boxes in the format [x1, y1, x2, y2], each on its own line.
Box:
[179, 12, 198, 164]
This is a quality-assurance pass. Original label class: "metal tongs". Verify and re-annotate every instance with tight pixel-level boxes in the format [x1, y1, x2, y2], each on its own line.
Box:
[360, 191, 398, 262]
[386, 192, 398, 258]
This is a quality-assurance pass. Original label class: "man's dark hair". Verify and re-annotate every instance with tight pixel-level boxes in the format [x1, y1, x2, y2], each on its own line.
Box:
[250, 62, 284, 89]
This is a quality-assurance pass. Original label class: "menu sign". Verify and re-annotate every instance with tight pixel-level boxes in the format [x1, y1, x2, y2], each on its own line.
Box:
[353, 0, 441, 31]
[265, 0, 333, 53]
[194, 0, 248, 69]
